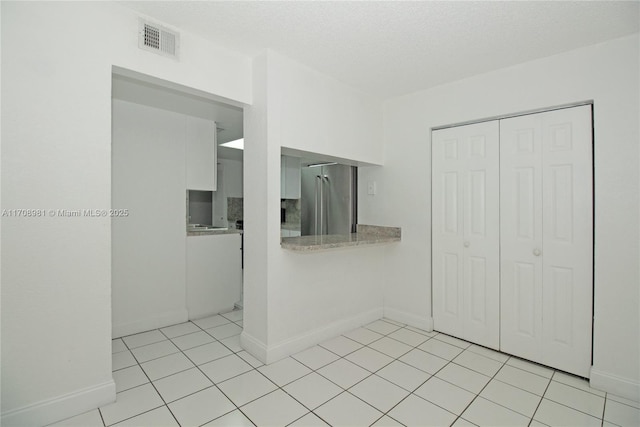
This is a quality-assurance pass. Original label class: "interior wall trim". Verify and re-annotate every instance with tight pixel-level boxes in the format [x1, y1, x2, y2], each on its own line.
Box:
[590, 367, 640, 402]
[384, 308, 433, 332]
[112, 308, 189, 339]
[431, 100, 593, 131]
[1, 380, 115, 427]
[255, 308, 383, 365]
[240, 331, 268, 364]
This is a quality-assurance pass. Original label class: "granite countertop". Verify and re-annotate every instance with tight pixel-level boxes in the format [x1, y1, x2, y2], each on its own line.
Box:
[187, 228, 242, 236]
[281, 224, 400, 252]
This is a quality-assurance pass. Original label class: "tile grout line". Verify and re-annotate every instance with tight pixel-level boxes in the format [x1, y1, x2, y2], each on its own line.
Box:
[536, 395, 607, 423]
[170, 315, 265, 426]
[447, 350, 513, 426]
[345, 324, 459, 425]
[108, 317, 623, 427]
[104, 339, 166, 426]
[605, 395, 640, 410]
[336, 323, 490, 425]
[276, 320, 411, 425]
[112, 327, 187, 426]
[529, 365, 557, 426]
[97, 403, 107, 427]
[549, 377, 608, 399]
[109, 313, 250, 426]
[176, 315, 263, 426]
[107, 318, 375, 426]
[309, 321, 418, 426]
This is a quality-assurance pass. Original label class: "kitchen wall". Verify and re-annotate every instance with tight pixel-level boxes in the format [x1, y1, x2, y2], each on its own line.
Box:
[219, 158, 244, 227]
[1, 2, 251, 425]
[359, 34, 640, 400]
[188, 191, 214, 226]
[242, 50, 386, 362]
[281, 199, 300, 226]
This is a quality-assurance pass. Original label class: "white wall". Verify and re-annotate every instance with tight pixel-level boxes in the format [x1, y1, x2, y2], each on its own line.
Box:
[243, 52, 270, 351]
[1, 2, 251, 425]
[241, 50, 387, 363]
[273, 53, 384, 166]
[359, 34, 640, 399]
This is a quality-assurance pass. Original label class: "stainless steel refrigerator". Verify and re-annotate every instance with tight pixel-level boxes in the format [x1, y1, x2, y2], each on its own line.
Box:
[301, 163, 357, 236]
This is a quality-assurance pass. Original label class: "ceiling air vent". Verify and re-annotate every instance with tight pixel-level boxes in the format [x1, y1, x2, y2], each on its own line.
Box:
[138, 19, 179, 59]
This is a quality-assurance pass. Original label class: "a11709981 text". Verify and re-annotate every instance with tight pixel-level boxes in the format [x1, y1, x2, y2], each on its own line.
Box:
[1, 208, 130, 218]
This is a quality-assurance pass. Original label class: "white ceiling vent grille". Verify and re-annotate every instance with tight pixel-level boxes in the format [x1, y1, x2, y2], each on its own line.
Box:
[139, 19, 179, 59]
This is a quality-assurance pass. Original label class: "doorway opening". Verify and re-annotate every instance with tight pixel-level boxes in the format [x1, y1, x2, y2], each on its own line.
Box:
[111, 67, 245, 339]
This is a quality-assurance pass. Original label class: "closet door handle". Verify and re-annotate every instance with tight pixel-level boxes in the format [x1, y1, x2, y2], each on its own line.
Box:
[533, 248, 541, 256]
[463, 241, 470, 248]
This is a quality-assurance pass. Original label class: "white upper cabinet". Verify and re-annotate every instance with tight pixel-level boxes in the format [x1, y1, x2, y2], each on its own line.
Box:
[281, 155, 301, 199]
[186, 116, 217, 191]
[221, 159, 243, 198]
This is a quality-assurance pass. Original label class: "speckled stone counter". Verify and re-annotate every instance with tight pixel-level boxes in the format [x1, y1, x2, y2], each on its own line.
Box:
[281, 224, 400, 252]
[187, 229, 242, 237]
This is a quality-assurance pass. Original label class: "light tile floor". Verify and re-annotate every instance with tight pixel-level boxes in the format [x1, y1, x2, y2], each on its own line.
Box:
[51, 315, 640, 427]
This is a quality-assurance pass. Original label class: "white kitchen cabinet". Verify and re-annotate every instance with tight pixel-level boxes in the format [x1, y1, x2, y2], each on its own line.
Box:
[186, 116, 217, 191]
[281, 155, 301, 199]
[221, 158, 243, 198]
[187, 233, 242, 319]
[432, 104, 593, 377]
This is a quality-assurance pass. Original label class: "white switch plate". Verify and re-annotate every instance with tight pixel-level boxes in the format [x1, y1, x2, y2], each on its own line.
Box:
[367, 181, 377, 195]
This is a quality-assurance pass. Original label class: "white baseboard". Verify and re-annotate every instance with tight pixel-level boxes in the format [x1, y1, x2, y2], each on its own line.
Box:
[1, 380, 115, 427]
[590, 367, 640, 401]
[241, 308, 383, 365]
[240, 331, 268, 364]
[112, 309, 189, 338]
[384, 307, 433, 332]
[264, 308, 383, 364]
[188, 304, 235, 322]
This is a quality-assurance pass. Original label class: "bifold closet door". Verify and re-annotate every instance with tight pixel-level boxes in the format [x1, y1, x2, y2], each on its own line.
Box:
[432, 121, 500, 350]
[500, 105, 593, 377]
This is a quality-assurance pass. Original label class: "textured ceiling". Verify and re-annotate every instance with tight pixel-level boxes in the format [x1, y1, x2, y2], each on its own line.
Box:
[120, 1, 639, 99]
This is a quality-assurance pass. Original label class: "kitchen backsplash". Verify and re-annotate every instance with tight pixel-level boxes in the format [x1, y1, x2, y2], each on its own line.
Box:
[282, 198, 300, 224]
[227, 197, 243, 223]
[189, 190, 213, 225]
[227, 197, 300, 225]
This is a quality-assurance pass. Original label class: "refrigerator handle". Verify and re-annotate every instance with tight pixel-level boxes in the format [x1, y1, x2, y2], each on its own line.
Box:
[315, 175, 321, 235]
[322, 175, 329, 235]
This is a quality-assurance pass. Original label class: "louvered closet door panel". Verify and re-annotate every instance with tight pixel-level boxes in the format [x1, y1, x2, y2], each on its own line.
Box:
[500, 114, 545, 361]
[432, 122, 499, 347]
[540, 105, 593, 377]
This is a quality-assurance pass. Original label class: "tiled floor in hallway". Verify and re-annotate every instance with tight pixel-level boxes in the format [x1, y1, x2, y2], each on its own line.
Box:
[51, 315, 639, 426]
